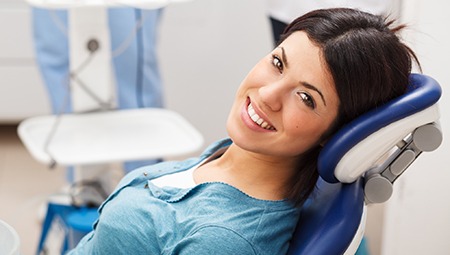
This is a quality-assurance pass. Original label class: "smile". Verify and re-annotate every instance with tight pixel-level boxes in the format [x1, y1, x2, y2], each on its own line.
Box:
[247, 103, 275, 130]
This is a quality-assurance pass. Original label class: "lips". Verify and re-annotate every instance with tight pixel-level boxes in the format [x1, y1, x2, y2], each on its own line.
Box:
[247, 103, 275, 130]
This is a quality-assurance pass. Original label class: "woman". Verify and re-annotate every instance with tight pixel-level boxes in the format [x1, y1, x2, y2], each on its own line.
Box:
[69, 8, 418, 254]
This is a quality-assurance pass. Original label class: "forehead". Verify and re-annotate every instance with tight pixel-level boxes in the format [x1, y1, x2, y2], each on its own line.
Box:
[278, 31, 326, 72]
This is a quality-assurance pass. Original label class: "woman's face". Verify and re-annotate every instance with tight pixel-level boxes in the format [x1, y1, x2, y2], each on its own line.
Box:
[227, 31, 339, 159]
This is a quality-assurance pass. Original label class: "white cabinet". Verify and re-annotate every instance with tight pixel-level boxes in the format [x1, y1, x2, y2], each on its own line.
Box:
[0, 0, 50, 123]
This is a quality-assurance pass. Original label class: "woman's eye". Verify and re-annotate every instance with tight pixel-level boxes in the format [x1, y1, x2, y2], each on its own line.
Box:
[298, 92, 316, 109]
[271, 55, 283, 73]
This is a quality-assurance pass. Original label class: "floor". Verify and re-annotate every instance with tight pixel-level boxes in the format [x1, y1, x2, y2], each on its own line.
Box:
[0, 125, 66, 255]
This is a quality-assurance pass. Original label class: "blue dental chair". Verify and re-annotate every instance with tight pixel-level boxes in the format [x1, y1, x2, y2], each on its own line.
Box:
[287, 73, 442, 255]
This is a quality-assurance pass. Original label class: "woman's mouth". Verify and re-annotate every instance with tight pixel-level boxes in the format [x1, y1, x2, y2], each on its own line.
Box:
[247, 103, 276, 131]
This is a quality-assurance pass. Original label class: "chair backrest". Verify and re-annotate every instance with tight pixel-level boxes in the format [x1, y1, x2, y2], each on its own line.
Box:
[287, 74, 442, 255]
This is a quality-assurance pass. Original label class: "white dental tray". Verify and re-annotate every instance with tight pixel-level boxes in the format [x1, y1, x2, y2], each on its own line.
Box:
[18, 108, 204, 166]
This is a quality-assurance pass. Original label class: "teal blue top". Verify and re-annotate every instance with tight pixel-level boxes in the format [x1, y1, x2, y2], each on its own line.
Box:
[69, 139, 300, 254]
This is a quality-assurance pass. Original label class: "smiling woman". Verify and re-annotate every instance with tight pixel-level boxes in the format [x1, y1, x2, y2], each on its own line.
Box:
[227, 31, 339, 157]
[68, 8, 419, 255]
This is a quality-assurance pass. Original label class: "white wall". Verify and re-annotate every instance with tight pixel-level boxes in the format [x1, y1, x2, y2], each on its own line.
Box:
[0, 0, 51, 122]
[158, 0, 272, 147]
[381, 0, 450, 254]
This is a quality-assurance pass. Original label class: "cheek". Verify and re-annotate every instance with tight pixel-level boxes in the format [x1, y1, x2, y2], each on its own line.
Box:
[284, 113, 331, 147]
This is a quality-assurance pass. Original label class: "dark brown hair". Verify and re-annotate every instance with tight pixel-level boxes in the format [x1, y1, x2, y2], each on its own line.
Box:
[279, 8, 419, 206]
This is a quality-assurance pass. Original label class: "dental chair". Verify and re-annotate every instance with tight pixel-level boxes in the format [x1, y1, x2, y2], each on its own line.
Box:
[287, 73, 443, 254]
[21, 72, 441, 254]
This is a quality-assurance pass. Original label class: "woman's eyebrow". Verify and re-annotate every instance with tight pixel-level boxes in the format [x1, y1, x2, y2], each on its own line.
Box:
[301, 82, 327, 106]
[277, 47, 289, 68]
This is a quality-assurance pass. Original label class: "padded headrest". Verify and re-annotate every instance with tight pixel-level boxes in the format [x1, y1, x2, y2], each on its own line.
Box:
[318, 74, 442, 183]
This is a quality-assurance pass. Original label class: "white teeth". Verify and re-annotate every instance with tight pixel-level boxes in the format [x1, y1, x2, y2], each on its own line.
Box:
[247, 103, 275, 130]
[251, 114, 259, 122]
[248, 107, 255, 116]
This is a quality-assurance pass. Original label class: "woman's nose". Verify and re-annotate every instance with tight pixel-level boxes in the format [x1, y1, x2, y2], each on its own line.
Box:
[258, 82, 285, 112]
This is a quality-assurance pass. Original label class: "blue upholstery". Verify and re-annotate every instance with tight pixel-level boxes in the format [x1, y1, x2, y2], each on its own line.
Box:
[288, 178, 365, 255]
[287, 74, 442, 254]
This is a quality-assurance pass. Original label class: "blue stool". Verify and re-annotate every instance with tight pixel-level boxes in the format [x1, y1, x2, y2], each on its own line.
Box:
[37, 202, 98, 254]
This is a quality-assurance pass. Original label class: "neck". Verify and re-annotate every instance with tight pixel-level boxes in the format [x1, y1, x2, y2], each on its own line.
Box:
[194, 143, 299, 201]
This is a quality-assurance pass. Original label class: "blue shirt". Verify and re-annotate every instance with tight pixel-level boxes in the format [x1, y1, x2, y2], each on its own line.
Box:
[69, 139, 300, 254]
